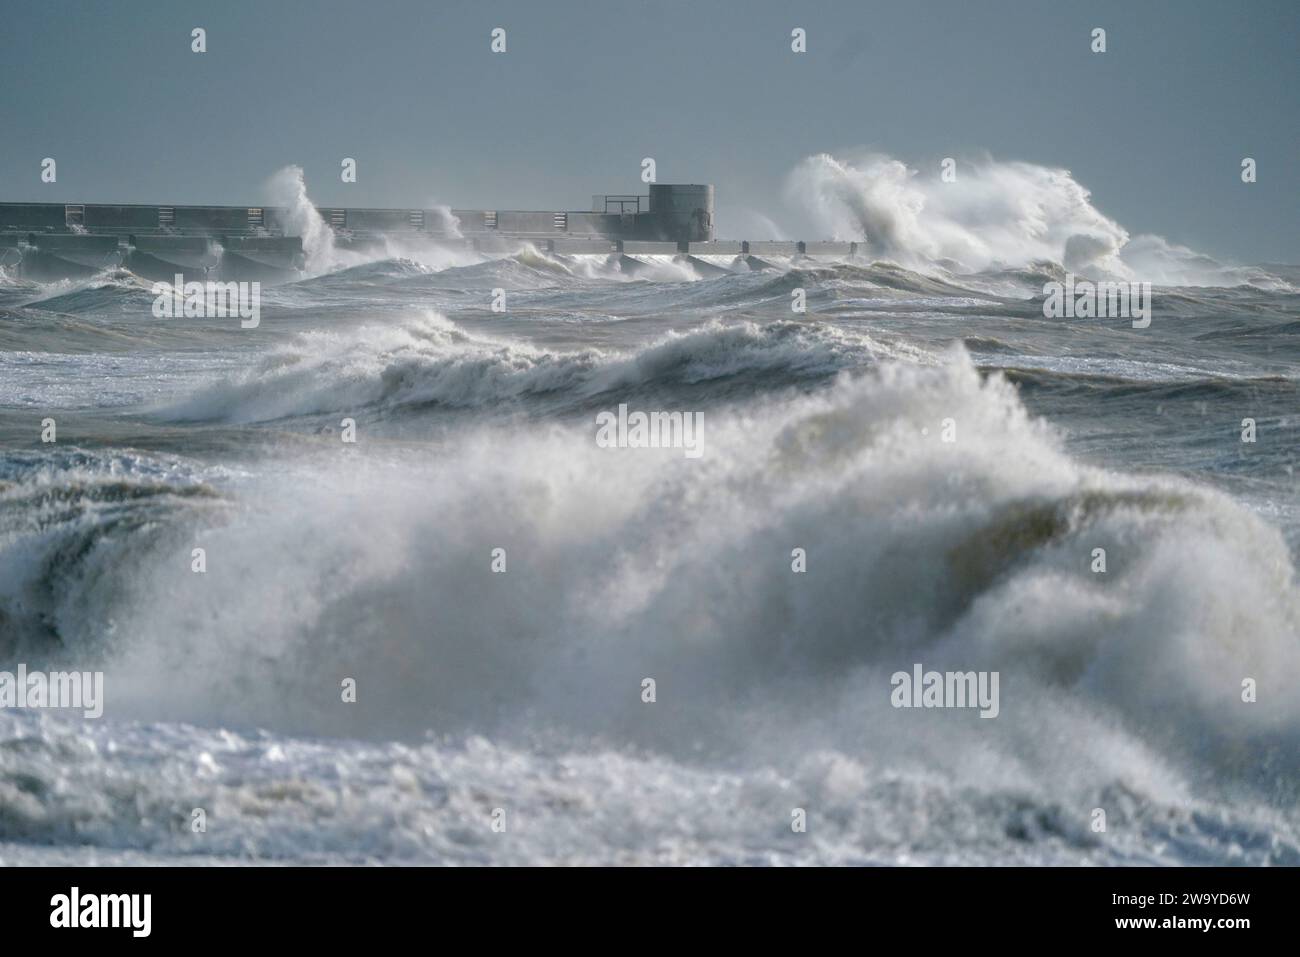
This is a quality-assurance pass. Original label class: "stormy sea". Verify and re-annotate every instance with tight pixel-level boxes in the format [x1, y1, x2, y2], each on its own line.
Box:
[1, 158, 1297, 865]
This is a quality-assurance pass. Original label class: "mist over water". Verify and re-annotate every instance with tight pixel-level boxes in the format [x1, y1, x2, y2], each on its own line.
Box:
[0, 160, 1297, 865]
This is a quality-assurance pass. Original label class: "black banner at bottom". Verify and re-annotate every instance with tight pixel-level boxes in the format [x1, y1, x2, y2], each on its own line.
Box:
[0, 866, 1284, 943]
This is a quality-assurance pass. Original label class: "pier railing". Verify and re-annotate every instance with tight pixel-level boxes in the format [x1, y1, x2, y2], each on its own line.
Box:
[591, 195, 645, 215]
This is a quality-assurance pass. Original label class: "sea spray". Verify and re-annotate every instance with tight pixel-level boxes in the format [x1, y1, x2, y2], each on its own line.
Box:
[265, 164, 339, 275]
[784, 152, 1131, 273]
[780, 151, 1276, 286]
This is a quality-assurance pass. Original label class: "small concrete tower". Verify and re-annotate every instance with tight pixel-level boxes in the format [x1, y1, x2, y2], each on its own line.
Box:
[647, 184, 714, 242]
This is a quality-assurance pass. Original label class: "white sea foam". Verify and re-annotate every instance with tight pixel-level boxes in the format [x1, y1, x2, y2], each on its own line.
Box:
[161, 311, 923, 423]
[783, 151, 1294, 288]
[2, 348, 1297, 864]
[18, 350, 1299, 762]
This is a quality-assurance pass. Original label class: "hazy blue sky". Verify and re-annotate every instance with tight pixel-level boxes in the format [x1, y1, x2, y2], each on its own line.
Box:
[2, 0, 1297, 261]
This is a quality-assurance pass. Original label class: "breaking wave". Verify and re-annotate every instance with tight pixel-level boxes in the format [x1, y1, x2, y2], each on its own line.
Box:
[784, 151, 1296, 289]
[161, 312, 928, 423]
[2, 340, 1297, 863]
[9, 353, 1299, 773]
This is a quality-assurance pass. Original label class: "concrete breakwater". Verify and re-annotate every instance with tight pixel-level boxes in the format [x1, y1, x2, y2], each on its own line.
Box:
[0, 188, 867, 282]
